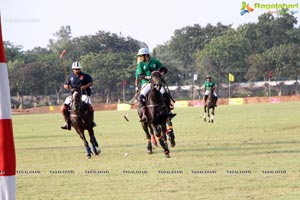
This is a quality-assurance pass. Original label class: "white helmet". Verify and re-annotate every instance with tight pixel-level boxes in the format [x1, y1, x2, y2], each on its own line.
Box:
[137, 48, 150, 56]
[72, 61, 81, 69]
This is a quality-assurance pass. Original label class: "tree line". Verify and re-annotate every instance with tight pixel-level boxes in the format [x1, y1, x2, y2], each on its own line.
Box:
[5, 10, 300, 106]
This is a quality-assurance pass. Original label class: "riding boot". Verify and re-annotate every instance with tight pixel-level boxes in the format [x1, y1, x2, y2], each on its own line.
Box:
[204, 95, 208, 104]
[167, 121, 176, 147]
[214, 96, 218, 107]
[88, 104, 96, 127]
[138, 94, 147, 122]
[60, 104, 71, 130]
[163, 93, 176, 120]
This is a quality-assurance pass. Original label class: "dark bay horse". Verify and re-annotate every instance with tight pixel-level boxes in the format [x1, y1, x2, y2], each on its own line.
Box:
[70, 89, 101, 158]
[204, 88, 216, 123]
[139, 71, 171, 158]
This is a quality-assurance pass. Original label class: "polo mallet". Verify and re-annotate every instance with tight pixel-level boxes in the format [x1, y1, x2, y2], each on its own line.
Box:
[162, 79, 176, 104]
[123, 113, 129, 122]
[123, 101, 134, 122]
[127, 80, 149, 105]
[128, 91, 140, 105]
[59, 49, 67, 81]
[124, 80, 150, 122]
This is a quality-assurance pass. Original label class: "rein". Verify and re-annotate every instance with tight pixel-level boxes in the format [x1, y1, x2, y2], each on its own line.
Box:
[70, 110, 89, 117]
[70, 90, 89, 117]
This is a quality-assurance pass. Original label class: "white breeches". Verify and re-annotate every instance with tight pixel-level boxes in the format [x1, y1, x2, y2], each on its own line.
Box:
[205, 91, 217, 96]
[64, 95, 92, 105]
[140, 83, 165, 96]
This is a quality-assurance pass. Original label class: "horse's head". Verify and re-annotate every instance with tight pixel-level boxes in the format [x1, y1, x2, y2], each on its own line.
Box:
[150, 71, 162, 92]
[71, 88, 83, 111]
[145, 71, 168, 126]
[205, 87, 216, 108]
[209, 87, 214, 96]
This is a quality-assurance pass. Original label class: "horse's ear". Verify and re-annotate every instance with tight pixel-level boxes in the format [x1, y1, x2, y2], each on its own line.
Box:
[151, 71, 161, 78]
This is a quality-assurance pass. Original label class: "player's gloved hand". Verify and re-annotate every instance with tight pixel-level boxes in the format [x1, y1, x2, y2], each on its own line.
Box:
[135, 87, 139, 93]
[145, 76, 151, 80]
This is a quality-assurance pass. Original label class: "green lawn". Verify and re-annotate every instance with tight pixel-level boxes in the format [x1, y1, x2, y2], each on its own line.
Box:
[14, 102, 300, 199]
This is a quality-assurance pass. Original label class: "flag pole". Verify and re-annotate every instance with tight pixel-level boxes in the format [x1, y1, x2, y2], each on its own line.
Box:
[229, 80, 231, 98]
[228, 73, 234, 98]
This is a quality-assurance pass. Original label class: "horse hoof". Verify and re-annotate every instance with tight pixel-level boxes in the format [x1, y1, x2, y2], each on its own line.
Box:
[95, 149, 101, 155]
[86, 155, 92, 159]
[171, 141, 176, 147]
[147, 147, 153, 154]
[165, 154, 171, 158]
[164, 149, 170, 156]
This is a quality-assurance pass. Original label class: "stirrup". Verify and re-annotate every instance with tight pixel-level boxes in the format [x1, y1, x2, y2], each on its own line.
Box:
[92, 122, 96, 127]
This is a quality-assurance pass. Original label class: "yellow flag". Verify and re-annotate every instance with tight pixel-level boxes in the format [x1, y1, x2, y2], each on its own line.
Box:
[229, 73, 234, 82]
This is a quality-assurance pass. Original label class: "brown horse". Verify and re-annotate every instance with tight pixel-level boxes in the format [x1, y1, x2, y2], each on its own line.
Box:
[139, 71, 170, 158]
[70, 89, 101, 158]
[204, 88, 216, 123]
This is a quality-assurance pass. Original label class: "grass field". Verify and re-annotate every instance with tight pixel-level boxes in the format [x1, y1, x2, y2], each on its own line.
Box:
[14, 102, 300, 200]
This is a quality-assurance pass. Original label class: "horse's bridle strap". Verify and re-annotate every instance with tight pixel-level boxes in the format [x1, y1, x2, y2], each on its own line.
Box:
[146, 104, 159, 108]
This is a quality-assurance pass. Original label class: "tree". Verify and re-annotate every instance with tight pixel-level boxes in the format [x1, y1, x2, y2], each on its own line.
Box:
[246, 43, 300, 82]
[48, 25, 72, 54]
[80, 51, 136, 103]
[195, 29, 251, 82]
[155, 23, 232, 84]
[4, 41, 23, 62]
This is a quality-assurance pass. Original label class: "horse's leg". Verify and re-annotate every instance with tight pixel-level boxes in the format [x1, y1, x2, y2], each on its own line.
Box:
[141, 122, 152, 154]
[77, 129, 92, 158]
[151, 124, 170, 158]
[88, 128, 101, 156]
[161, 124, 167, 142]
[204, 106, 207, 122]
[149, 126, 158, 147]
[161, 124, 171, 157]
[208, 107, 211, 122]
[166, 120, 175, 147]
[211, 107, 215, 123]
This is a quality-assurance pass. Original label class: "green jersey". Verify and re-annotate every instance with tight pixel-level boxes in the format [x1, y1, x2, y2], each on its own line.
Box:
[204, 81, 216, 91]
[135, 57, 163, 86]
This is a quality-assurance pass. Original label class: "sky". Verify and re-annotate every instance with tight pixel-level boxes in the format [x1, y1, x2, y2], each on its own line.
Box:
[1, 0, 300, 51]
